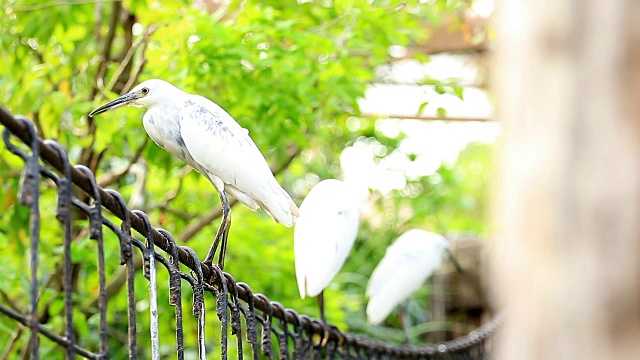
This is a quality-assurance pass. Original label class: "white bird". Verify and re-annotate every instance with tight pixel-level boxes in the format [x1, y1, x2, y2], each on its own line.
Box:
[294, 179, 360, 322]
[366, 229, 452, 325]
[89, 79, 299, 269]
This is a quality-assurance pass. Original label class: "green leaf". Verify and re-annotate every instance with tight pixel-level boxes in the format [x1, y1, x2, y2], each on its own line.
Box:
[453, 86, 464, 100]
[49, 298, 65, 316]
[413, 52, 431, 62]
[417, 101, 429, 115]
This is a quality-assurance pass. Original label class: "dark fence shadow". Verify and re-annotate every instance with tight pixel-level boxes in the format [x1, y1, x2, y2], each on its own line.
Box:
[0, 107, 502, 359]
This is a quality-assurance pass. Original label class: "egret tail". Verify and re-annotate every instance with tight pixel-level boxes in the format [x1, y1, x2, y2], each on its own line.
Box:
[255, 179, 299, 227]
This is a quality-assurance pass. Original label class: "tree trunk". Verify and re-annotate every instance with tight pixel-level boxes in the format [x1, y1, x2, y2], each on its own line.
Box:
[492, 0, 640, 359]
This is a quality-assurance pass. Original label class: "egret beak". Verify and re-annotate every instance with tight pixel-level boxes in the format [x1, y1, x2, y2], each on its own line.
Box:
[89, 91, 142, 117]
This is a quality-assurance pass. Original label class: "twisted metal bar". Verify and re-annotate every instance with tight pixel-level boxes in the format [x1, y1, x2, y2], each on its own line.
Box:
[4, 116, 41, 359]
[132, 210, 160, 360]
[158, 228, 186, 360]
[0, 107, 502, 359]
[46, 140, 76, 360]
[104, 189, 138, 359]
[76, 165, 109, 358]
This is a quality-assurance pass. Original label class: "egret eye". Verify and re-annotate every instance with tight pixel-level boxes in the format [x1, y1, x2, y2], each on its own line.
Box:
[141, 87, 149, 95]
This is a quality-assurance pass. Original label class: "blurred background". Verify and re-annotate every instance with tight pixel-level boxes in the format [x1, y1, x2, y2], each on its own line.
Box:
[0, 0, 499, 358]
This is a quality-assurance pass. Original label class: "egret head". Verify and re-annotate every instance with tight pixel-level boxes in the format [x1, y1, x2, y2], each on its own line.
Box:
[88, 79, 184, 117]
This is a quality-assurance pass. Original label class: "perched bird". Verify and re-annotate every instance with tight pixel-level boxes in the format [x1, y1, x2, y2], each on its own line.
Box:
[366, 229, 458, 325]
[294, 179, 361, 323]
[89, 79, 299, 269]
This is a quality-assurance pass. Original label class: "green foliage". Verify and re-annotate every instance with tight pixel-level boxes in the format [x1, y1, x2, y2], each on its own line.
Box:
[0, 0, 490, 356]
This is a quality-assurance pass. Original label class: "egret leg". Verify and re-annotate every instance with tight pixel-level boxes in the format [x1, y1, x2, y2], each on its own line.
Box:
[399, 302, 410, 345]
[217, 203, 231, 270]
[203, 189, 232, 270]
[317, 291, 330, 347]
[316, 291, 326, 324]
[445, 247, 485, 300]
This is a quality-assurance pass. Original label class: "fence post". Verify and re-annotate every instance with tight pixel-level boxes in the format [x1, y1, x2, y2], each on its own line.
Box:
[493, 0, 640, 358]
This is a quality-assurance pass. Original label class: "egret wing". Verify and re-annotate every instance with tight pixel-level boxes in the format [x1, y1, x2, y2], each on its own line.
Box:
[293, 204, 359, 299]
[366, 234, 445, 325]
[294, 181, 359, 298]
[178, 97, 297, 225]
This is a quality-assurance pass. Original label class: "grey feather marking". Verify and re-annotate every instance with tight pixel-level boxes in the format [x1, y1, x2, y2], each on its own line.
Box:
[184, 100, 232, 138]
[183, 99, 255, 148]
[171, 130, 186, 149]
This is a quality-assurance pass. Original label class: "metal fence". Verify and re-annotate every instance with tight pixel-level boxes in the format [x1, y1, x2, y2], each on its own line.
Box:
[0, 107, 502, 359]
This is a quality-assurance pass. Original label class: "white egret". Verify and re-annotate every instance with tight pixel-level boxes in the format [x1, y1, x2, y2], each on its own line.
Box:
[366, 229, 460, 325]
[89, 79, 299, 269]
[294, 179, 361, 323]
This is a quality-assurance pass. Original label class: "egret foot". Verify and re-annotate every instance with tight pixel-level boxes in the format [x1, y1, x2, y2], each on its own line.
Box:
[317, 291, 331, 347]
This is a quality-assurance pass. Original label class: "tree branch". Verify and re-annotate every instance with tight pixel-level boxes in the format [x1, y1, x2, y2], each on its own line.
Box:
[83, 253, 142, 313]
[111, 11, 136, 94]
[159, 206, 196, 221]
[97, 136, 149, 188]
[122, 24, 162, 93]
[157, 165, 192, 208]
[93, 0, 104, 43]
[31, 111, 45, 139]
[361, 112, 491, 122]
[91, 0, 122, 99]
[11, 0, 121, 12]
[213, 0, 246, 23]
[178, 199, 238, 243]
[82, 0, 122, 171]
[0, 327, 23, 360]
[0, 289, 22, 313]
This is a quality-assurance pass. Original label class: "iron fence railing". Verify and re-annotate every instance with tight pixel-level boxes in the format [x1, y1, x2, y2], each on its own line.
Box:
[0, 106, 502, 359]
